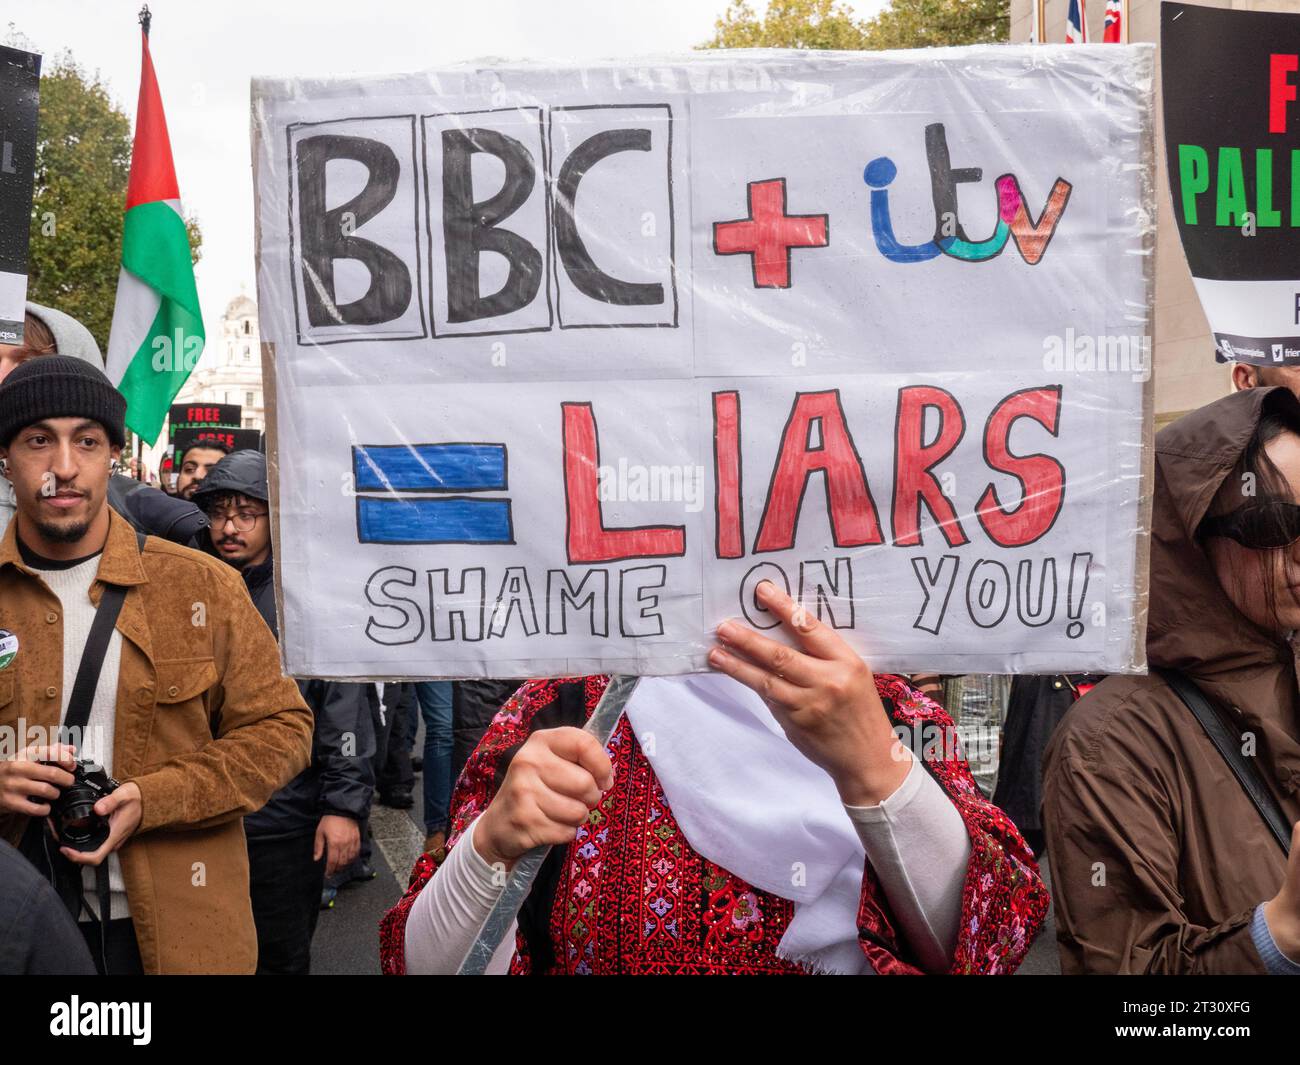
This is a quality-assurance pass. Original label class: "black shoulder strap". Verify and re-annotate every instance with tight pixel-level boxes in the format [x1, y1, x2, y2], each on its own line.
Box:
[64, 585, 126, 736]
[64, 530, 145, 738]
[1160, 669, 1292, 856]
[61, 531, 146, 949]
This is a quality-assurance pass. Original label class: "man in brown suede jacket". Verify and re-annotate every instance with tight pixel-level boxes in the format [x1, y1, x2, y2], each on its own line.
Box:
[0, 355, 312, 974]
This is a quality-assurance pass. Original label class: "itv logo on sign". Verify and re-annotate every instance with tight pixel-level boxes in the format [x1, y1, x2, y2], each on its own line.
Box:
[286, 105, 678, 345]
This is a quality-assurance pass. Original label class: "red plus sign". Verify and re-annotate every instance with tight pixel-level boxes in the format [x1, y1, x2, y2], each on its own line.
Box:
[713, 178, 829, 289]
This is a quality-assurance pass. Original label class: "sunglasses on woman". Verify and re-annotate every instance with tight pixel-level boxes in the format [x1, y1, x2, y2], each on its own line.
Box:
[1200, 499, 1300, 550]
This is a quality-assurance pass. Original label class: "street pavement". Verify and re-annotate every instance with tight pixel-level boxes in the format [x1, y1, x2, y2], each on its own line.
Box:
[1019, 862, 1062, 975]
[310, 791, 424, 975]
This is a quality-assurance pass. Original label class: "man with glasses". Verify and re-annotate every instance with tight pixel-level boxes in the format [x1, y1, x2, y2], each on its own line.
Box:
[197, 455, 272, 570]
[194, 450, 374, 974]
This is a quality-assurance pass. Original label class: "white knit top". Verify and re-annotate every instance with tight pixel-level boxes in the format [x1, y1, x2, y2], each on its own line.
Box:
[35, 553, 129, 921]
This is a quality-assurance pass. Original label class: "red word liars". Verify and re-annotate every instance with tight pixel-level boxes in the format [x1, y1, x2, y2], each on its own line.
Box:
[560, 386, 1066, 564]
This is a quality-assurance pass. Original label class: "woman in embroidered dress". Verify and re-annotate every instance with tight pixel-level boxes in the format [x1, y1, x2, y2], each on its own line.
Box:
[380, 581, 1047, 975]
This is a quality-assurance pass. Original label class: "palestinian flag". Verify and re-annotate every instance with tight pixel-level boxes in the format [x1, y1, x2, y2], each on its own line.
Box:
[106, 28, 204, 446]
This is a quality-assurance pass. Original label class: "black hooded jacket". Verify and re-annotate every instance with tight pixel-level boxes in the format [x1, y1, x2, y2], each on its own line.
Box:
[196, 450, 376, 838]
[108, 474, 209, 547]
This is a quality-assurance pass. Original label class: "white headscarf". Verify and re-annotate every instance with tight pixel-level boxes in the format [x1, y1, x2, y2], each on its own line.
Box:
[624, 673, 875, 975]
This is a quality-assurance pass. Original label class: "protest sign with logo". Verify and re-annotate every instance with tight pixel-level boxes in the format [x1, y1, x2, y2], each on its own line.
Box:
[173, 426, 262, 456]
[252, 47, 1156, 680]
[167, 402, 247, 491]
[1163, 3, 1300, 365]
[169, 401, 242, 435]
[168, 401, 242, 463]
[0, 45, 40, 345]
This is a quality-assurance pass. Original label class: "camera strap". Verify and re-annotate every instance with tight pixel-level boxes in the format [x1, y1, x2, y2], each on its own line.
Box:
[57, 530, 146, 963]
[64, 580, 133, 736]
[63, 530, 145, 739]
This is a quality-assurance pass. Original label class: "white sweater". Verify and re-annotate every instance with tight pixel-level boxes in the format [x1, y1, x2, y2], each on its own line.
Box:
[32, 552, 129, 921]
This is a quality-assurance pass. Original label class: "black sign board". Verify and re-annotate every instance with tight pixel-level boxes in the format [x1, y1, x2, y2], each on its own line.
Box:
[169, 402, 242, 434]
[174, 426, 262, 457]
[1163, 3, 1300, 364]
[0, 46, 41, 344]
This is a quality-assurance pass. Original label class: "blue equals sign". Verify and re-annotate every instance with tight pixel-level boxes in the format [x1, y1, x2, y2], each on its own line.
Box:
[353, 443, 514, 545]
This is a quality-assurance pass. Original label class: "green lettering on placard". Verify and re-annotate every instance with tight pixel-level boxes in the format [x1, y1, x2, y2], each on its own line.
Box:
[1257, 149, 1282, 226]
[1178, 144, 1209, 224]
[1216, 147, 1247, 226]
[1292, 150, 1300, 226]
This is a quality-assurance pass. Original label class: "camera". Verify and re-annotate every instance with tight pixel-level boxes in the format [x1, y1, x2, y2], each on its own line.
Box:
[38, 758, 121, 852]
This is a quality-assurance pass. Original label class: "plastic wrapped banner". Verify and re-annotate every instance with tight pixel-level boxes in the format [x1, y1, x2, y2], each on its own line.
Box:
[251, 45, 1155, 680]
[1162, 3, 1300, 366]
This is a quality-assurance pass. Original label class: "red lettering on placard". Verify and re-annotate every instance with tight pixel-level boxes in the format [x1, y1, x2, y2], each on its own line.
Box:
[754, 390, 882, 553]
[1270, 54, 1299, 134]
[892, 385, 969, 547]
[713, 391, 743, 559]
[976, 386, 1065, 547]
[562, 402, 686, 564]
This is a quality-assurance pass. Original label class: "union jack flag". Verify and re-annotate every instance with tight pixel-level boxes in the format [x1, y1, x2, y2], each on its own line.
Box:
[1103, 0, 1123, 42]
[1066, 0, 1088, 43]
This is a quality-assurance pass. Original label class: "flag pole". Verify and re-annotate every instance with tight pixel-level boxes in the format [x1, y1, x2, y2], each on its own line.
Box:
[132, 4, 151, 483]
[1037, 0, 1047, 43]
[108, 0, 206, 446]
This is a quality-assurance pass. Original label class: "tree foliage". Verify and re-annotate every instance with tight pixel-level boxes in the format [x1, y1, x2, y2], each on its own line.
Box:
[705, 0, 873, 48]
[14, 38, 202, 355]
[702, 0, 1009, 52]
[865, 0, 1009, 48]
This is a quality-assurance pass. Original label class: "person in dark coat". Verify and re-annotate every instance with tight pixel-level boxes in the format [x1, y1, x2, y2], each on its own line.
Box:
[992, 673, 1104, 856]
[452, 680, 524, 783]
[193, 450, 375, 974]
[377, 683, 416, 810]
[1045, 387, 1300, 973]
[107, 470, 210, 547]
[0, 839, 96, 975]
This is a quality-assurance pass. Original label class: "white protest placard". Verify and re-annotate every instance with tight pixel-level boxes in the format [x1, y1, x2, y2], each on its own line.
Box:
[251, 46, 1155, 680]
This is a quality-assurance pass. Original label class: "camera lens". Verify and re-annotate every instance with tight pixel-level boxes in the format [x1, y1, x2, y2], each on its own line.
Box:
[61, 813, 93, 838]
[57, 790, 106, 850]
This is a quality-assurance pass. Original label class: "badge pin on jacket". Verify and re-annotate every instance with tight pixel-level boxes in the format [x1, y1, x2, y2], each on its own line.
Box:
[0, 629, 18, 670]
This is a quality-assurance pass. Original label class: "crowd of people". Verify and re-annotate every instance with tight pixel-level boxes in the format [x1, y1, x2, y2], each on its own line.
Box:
[1, 299, 1299, 976]
[0, 304, 473, 975]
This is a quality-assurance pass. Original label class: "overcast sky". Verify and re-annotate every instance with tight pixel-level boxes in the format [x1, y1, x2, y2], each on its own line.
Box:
[11, 0, 885, 339]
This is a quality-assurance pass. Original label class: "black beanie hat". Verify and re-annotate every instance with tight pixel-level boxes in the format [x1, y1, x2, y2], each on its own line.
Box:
[0, 355, 127, 448]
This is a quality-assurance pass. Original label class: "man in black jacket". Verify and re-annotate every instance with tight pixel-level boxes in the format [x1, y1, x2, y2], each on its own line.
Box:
[193, 450, 375, 974]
